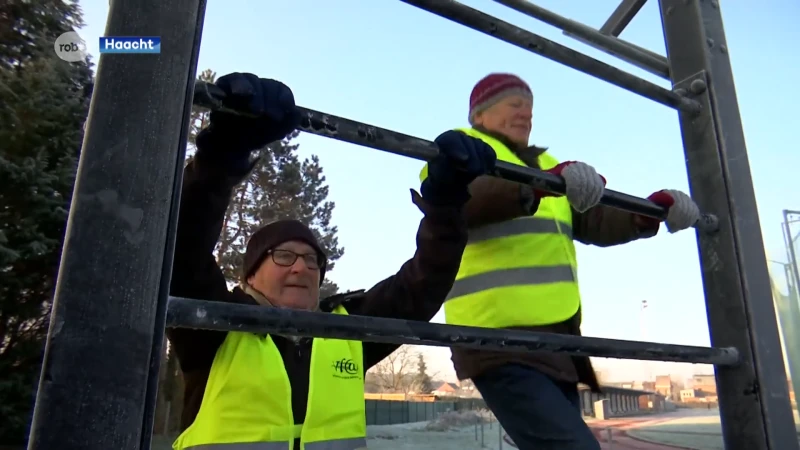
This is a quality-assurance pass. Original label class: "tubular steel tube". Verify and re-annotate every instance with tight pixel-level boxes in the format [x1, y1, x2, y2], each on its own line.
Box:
[25, 0, 205, 448]
[167, 297, 740, 366]
[397, 0, 699, 112]
[601, 0, 648, 37]
[192, 81, 719, 232]
[492, 0, 670, 79]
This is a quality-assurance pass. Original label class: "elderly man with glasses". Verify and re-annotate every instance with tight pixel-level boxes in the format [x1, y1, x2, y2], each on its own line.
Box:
[167, 72, 499, 450]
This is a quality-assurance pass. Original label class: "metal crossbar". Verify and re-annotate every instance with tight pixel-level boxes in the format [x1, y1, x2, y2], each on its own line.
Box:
[26, 0, 798, 449]
[193, 81, 719, 231]
[168, 297, 739, 365]
[492, 0, 669, 78]
[398, 0, 699, 111]
[601, 0, 648, 36]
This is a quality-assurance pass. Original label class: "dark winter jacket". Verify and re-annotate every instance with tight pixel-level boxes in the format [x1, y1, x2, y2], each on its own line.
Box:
[451, 128, 659, 392]
[166, 147, 469, 438]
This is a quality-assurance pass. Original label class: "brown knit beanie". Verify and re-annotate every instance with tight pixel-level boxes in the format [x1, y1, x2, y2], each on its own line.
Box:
[469, 73, 533, 125]
[242, 219, 327, 284]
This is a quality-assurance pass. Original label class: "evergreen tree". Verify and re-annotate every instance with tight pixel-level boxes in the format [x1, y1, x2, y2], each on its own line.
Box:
[186, 70, 344, 297]
[0, 4, 94, 443]
[0, 0, 85, 70]
[415, 353, 434, 394]
[186, 69, 216, 160]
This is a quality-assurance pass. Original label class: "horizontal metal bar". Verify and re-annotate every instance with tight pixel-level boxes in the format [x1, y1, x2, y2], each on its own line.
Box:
[562, 30, 668, 79]
[600, 0, 647, 37]
[192, 81, 719, 232]
[397, 0, 699, 112]
[167, 297, 740, 366]
[493, 0, 669, 79]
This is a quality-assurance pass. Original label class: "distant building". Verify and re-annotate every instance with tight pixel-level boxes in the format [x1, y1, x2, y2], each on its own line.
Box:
[655, 375, 682, 402]
[431, 382, 460, 397]
[604, 381, 636, 390]
[677, 375, 718, 403]
[680, 389, 701, 402]
[691, 374, 718, 402]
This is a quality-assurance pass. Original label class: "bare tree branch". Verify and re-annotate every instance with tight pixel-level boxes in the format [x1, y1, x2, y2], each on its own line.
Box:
[368, 346, 423, 394]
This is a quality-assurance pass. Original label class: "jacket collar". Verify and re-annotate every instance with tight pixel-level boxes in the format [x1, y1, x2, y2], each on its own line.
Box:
[237, 282, 317, 343]
[472, 125, 549, 159]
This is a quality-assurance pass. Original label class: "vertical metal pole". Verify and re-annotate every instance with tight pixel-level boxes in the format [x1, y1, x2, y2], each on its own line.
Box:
[498, 425, 503, 450]
[140, 2, 207, 446]
[26, 0, 204, 448]
[773, 261, 800, 409]
[640, 300, 651, 381]
[781, 212, 800, 406]
[659, 1, 798, 449]
[784, 210, 800, 297]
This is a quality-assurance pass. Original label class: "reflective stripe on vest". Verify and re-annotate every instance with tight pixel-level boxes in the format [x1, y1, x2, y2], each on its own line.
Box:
[172, 305, 367, 450]
[179, 437, 368, 450]
[420, 128, 580, 328]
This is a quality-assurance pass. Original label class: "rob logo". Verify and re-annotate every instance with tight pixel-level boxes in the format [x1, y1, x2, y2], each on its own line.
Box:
[54, 31, 88, 63]
[59, 42, 80, 52]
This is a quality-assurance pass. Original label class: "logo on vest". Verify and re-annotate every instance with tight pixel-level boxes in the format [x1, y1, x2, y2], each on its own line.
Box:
[332, 358, 360, 380]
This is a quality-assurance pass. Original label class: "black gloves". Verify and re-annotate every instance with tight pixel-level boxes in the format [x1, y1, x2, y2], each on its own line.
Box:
[196, 72, 301, 166]
[421, 130, 497, 207]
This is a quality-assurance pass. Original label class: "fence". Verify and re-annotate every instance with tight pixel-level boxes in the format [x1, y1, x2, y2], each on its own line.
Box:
[26, 1, 799, 450]
[366, 398, 486, 425]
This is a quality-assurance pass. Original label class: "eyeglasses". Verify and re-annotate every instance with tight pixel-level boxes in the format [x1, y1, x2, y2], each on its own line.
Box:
[268, 249, 323, 270]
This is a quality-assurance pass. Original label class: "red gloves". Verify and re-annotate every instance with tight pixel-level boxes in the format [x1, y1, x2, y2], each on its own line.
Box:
[635, 190, 675, 230]
[636, 189, 700, 233]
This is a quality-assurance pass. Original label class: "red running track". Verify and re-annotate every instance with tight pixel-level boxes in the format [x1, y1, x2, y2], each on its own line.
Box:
[590, 417, 693, 450]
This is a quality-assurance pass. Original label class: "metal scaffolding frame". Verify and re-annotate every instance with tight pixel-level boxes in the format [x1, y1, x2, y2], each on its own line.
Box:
[26, 1, 797, 449]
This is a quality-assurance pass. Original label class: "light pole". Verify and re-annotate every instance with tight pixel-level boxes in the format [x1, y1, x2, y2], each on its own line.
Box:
[640, 300, 651, 382]
[783, 210, 800, 297]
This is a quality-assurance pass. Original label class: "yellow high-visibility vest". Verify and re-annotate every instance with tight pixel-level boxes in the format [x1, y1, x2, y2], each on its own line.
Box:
[421, 128, 580, 328]
[172, 305, 367, 450]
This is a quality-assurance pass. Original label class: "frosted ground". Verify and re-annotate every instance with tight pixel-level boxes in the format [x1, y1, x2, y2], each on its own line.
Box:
[367, 421, 504, 450]
[366, 410, 506, 450]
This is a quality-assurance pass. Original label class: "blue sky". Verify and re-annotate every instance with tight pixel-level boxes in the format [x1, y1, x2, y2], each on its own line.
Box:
[77, 0, 799, 383]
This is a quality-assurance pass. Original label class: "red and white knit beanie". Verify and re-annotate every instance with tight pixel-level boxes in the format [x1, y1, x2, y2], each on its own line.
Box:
[468, 73, 533, 125]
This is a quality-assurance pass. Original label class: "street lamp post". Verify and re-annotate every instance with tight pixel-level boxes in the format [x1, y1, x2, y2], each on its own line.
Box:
[783, 210, 800, 296]
[641, 300, 651, 382]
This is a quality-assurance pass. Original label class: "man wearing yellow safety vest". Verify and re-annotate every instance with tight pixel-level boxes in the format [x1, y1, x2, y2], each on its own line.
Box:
[420, 73, 701, 450]
[167, 73, 498, 450]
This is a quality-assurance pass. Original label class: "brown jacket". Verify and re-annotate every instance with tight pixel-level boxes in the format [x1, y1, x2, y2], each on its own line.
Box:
[452, 128, 658, 392]
[167, 148, 468, 435]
